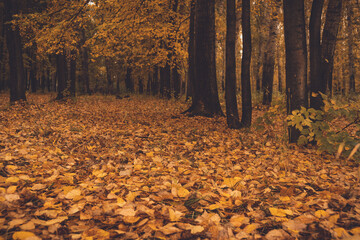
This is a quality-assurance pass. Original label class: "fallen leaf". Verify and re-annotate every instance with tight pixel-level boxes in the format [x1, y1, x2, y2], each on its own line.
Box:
[230, 215, 250, 228]
[12, 231, 38, 240]
[65, 189, 82, 200]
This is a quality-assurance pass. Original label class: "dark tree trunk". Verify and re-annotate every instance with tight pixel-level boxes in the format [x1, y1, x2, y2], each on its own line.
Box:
[139, 78, 144, 94]
[321, 0, 344, 95]
[283, 0, 308, 143]
[347, 2, 355, 93]
[160, 64, 171, 99]
[147, 73, 151, 94]
[225, 0, 240, 129]
[70, 52, 76, 97]
[172, 69, 181, 99]
[81, 30, 90, 94]
[309, 0, 324, 110]
[185, 0, 223, 117]
[262, 3, 279, 106]
[125, 67, 134, 92]
[277, 46, 283, 93]
[4, 0, 27, 103]
[56, 53, 67, 100]
[105, 59, 112, 94]
[0, 4, 4, 92]
[186, 0, 196, 101]
[240, 0, 252, 127]
[47, 68, 51, 92]
[152, 67, 159, 95]
[29, 47, 37, 93]
[41, 67, 46, 92]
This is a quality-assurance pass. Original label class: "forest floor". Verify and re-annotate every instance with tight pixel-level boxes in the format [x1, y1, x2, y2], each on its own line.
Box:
[0, 94, 359, 240]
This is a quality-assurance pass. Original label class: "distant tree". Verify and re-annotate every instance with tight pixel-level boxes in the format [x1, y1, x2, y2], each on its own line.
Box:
[56, 52, 67, 100]
[283, 0, 308, 143]
[225, 0, 240, 128]
[240, 0, 252, 127]
[125, 67, 134, 93]
[70, 51, 77, 97]
[4, 0, 27, 103]
[185, 0, 223, 117]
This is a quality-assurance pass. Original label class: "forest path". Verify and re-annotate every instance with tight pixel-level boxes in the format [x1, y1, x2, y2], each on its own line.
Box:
[0, 94, 359, 239]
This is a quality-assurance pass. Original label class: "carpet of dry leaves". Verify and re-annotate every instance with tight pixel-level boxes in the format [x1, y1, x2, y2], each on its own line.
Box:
[0, 94, 359, 240]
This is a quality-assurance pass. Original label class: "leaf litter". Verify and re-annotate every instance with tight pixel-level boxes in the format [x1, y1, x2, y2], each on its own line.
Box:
[0, 94, 359, 239]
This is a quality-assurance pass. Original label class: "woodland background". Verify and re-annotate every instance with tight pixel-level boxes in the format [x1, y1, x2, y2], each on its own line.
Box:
[0, 0, 360, 239]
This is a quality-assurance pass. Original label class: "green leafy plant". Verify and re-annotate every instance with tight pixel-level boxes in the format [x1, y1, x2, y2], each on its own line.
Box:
[287, 93, 360, 159]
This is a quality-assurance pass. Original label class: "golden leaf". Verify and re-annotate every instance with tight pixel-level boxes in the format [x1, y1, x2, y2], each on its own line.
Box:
[244, 223, 260, 233]
[5, 177, 20, 184]
[169, 208, 183, 222]
[20, 221, 36, 231]
[314, 210, 330, 218]
[12, 231, 38, 240]
[82, 228, 110, 240]
[65, 189, 82, 200]
[230, 215, 250, 228]
[7, 186, 17, 194]
[190, 225, 204, 234]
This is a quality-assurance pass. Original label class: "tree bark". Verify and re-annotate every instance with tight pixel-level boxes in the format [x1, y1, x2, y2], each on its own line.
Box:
[81, 30, 90, 94]
[70, 51, 76, 97]
[29, 47, 37, 93]
[105, 58, 112, 94]
[283, 0, 308, 143]
[240, 0, 252, 127]
[185, 0, 223, 117]
[225, 0, 240, 129]
[152, 66, 159, 95]
[160, 64, 171, 99]
[4, 0, 27, 103]
[321, 0, 344, 95]
[262, 2, 279, 106]
[172, 69, 181, 99]
[309, 0, 325, 110]
[186, 0, 196, 101]
[347, 1, 355, 93]
[56, 52, 67, 100]
[125, 67, 134, 92]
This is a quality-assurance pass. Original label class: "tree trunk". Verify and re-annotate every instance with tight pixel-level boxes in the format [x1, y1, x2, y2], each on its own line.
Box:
[160, 64, 171, 99]
[4, 0, 27, 103]
[29, 47, 37, 93]
[105, 58, 112, 94]
[152, 67, 159, 95]
[186, 0, 196, 101]
[262, 2, 279, 106]
[184, 0, 223, 117]
[225, 0, 240, 129]
[240, 0, 252, 127]
[172, 69, 181, 99]
[70, 52, 76, 97]
[125, 67, 134, 92]
[56, 52, 67, 100]
[321, 0, 344, 95]
[139, 78, 144, 94]
[309, 0, 325, 110]
[277, 45, 283, 93]
[81, 30, 90, 94]
[283, 0, 308, 143]
[347, 2, 355, 93]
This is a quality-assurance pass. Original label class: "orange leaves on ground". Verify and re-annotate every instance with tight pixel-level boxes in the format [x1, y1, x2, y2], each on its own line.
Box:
[0, 95, 359, 239]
